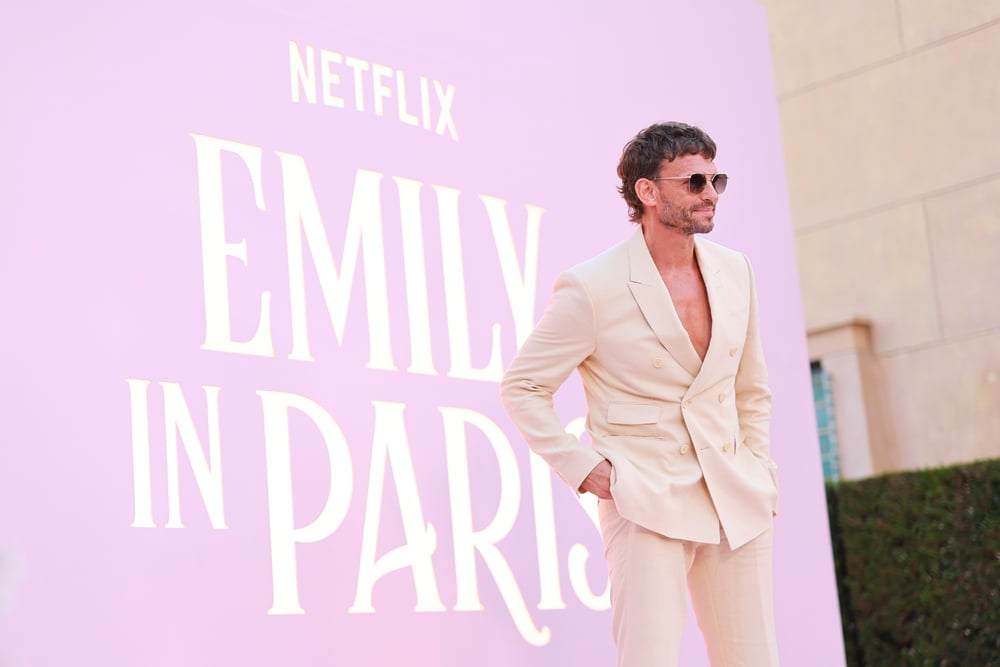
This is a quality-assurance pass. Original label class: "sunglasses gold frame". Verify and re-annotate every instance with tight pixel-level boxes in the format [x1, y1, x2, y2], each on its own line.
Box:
[652, 173, 728, 194]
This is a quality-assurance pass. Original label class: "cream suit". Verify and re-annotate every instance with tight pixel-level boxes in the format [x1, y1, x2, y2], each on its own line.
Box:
[500, 227, 778, 546]
[500, 227, 779, 665]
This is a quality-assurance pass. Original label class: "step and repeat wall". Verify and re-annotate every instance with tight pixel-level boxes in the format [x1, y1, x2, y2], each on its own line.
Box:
[1, 1, 845, 664]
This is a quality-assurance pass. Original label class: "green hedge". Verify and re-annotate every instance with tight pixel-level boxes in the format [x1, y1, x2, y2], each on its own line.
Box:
[825, 459, 1000, 666]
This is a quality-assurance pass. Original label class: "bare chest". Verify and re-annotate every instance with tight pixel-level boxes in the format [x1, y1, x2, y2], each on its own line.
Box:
[661, 270, 713, 360]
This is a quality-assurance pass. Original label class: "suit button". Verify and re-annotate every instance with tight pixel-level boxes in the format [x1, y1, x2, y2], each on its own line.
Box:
[718, 393, 725, 403]
[730, 346, 739, 357]
[653, 357, 663, 368]
[722, 443, 730, 453]
[680, 445, 690, 454]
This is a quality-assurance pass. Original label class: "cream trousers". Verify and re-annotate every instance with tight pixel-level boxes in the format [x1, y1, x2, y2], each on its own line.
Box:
[599, 499, 779, 667]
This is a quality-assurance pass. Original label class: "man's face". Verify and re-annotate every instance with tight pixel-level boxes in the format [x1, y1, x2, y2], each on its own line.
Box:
[650, 153, 720, 235]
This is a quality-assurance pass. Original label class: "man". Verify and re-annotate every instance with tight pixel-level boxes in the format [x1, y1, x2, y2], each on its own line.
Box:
[500, 122, 780, 666]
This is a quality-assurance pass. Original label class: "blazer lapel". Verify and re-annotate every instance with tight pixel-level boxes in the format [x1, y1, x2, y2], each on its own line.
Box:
[689, 238, 730, 394]
[626, 229, 703, 378]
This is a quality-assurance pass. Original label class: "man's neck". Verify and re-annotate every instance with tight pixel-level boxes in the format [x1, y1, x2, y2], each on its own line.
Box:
[641, 222, 698, 272]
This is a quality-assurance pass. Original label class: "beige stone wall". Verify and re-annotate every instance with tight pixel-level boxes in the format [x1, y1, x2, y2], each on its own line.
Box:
[758, 1, 1000, 474]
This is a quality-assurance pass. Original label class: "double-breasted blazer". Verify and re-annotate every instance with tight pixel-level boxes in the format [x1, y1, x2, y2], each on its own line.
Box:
[500, 228, 778, 549]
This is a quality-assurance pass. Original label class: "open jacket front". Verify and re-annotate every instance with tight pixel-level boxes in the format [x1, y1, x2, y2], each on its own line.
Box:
[501, 228, 778, 549]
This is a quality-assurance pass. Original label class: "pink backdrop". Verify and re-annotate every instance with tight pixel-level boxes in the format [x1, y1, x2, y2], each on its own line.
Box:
[0, 1, 846, 665]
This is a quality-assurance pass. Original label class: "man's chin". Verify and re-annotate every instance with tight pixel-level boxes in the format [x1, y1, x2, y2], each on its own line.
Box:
[689, 220, 714, 235]
[690, 209, 715, 232]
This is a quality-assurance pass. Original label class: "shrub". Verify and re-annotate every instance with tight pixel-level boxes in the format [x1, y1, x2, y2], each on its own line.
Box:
[826, 459, 1000, 666]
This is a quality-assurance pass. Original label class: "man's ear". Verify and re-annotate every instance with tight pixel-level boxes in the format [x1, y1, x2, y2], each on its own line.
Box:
[635, 178, 656, 205]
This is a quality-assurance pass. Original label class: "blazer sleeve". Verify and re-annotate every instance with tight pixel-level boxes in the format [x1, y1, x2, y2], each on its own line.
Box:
[734, 256, 777, 477]
[500, 271, 606, 493]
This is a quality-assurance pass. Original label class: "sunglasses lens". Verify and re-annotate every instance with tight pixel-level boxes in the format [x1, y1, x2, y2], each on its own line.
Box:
[688, 173, 708, 193]
[713, 173, 728, 194]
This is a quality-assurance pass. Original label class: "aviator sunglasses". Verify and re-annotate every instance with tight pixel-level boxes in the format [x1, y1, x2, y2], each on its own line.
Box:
[653, 172, 728, 195]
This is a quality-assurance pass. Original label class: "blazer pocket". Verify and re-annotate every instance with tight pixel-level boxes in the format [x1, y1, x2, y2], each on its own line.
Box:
[606, 402, 662, 437]
[739, 439, 779, 491]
